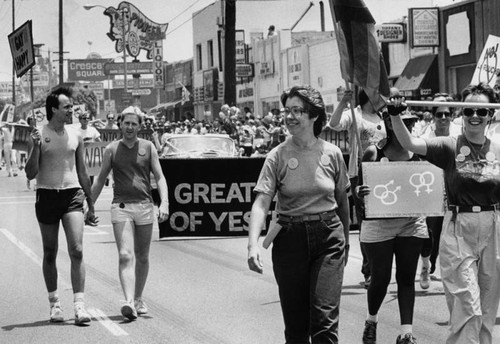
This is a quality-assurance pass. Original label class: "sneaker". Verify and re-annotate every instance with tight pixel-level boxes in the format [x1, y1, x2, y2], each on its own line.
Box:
[135, 299, 148, 315]
[74, 304, 91, 325]
[364, 275, 371, 289]
[121, 301, 137, 320]
[50, 302, 64, 322]
[362, 320, 377, 344]
[420, 266, 430, 289]
[396, 333, 417, 344]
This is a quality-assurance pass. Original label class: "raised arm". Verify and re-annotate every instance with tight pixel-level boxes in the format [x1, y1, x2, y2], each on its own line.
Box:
[328, 90, 353, 129]
[389, 104, 428, 156]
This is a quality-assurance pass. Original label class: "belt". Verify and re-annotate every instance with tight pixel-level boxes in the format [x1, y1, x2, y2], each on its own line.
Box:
[449, 204, 499, 213]
[279, 210, 336, 223]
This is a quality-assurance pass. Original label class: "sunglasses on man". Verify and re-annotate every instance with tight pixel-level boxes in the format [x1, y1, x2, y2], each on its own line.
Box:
[435, 111, 451, 119]
[462, 108, 492, 117]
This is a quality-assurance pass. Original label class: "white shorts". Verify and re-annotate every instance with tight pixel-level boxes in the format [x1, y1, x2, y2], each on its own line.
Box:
[111, 202, 155, 225]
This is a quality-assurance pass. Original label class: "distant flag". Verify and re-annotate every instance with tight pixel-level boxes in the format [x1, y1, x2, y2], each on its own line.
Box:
[178, 81, 191, 105]
[329, 0, 390, 110]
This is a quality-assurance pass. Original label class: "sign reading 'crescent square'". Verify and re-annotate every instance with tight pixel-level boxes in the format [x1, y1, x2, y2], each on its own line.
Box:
[362, 161, 445, 218]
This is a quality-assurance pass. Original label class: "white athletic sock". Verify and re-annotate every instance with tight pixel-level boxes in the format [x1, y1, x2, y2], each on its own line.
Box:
[401, 324, 413, 336]
[48, 291, 59, 306]
[367, 312, 378, 323]
[421, 256, 430, 269]
[73, 292, 85, 308]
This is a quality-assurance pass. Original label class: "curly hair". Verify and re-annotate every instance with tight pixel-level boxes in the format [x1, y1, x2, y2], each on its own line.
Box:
[280, 85, 326, 137]
[461, 82, 497, 105]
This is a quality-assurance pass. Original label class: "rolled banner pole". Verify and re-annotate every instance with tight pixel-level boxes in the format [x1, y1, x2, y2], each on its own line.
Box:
[404, 100, 500, 109]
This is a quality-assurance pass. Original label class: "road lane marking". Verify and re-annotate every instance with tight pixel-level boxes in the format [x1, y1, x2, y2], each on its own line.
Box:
[0, 228, 129, 337]
[0, 227, 71, 290]
[87, 308, 128, 336]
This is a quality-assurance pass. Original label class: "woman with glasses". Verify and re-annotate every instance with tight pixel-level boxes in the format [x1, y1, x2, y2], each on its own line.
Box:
[389, 82, 500, 344]
[247, 85, 350, 344]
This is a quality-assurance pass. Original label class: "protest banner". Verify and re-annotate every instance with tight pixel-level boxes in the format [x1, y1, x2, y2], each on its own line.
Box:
[12, 124, 31, 151]
[471, 34, 500, 88]
[84, 141, 109, 176]
[8, 20, 35, 78]
[362, 161, 445, 218]
[98, 128, 154, 142]
[158, 158, 274, 237]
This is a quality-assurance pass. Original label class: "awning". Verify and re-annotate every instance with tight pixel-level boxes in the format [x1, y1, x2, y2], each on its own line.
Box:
[149, 100, 181, 113]
[394, 55, 438, 98]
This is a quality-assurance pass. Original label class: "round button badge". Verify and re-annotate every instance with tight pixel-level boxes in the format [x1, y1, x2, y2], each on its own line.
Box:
[380, 157, 389, 163]
[320, 154, 330, 166]
[460, 146, 471, 156]
[456, 154, 466, 162]
[287, 158, 299, 170]
[44, 137, 51, 143]
[486, 151, 496, 162]
[138, 148, 146, 156]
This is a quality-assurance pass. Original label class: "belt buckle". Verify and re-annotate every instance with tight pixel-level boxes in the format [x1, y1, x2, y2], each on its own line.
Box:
[472, 206, 481, 212]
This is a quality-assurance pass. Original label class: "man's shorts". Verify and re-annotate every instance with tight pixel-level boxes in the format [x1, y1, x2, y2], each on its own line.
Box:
[111, 202, 155, 225]
[35, 188, 85, 224]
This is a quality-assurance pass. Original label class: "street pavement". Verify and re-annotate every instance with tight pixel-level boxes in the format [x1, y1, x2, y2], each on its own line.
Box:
[0, 169, 499, 344]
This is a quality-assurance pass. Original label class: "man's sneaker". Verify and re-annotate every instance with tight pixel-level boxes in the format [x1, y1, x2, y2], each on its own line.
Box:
[364, 275, 371, 289]
[121, 301, 137, 320]
[74, 304, 91, 325]
[50, 302, 64, 322]
[420, 266, 430, 290]
[396, 333, 417, 344]
[135, 299, 148, 315]
[362, 320, 377, 344]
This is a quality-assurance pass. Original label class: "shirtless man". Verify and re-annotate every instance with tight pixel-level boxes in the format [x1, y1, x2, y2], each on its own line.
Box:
[25, 87, 96, 325]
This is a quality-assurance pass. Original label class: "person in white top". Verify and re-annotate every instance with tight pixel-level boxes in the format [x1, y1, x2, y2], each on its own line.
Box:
[25, 86, 96, 325]
[77, 112, 101, 143]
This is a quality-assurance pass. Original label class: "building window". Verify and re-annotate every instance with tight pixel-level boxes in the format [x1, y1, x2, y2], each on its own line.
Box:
[196, 44, 202, 71]
[207, 40, 214, 68]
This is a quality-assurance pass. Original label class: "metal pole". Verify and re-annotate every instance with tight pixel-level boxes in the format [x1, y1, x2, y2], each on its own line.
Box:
[122, 9, 128, 93]
[12, 0, 16, 105]
[405, 100, 500, 109]
[59, 0, 63, 84]
[30, 68, 34, 118]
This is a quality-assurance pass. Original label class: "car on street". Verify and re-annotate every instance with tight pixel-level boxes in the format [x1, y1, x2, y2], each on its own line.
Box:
[160, 134, 238, 158]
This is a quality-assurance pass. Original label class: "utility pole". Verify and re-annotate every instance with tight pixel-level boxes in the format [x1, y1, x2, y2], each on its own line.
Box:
[58, 0, 64, 84]
[11, 0, 16, 105]
[223, 0, 236, 106]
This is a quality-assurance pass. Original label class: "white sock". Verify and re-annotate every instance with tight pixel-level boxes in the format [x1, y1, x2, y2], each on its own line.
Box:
[421, 256, 430, 269]
[73, 292, 85, 307]
[48, 291, 59, 306]
[367, 312, 378, 323]
[401, 324, 412, 336]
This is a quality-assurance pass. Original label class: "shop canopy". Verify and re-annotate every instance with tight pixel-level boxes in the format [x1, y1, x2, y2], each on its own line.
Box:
[149, 100, 181, 114]
[394, 55, 438, 98]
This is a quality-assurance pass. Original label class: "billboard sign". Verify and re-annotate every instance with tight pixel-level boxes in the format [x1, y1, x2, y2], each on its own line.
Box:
[104, 61, 153, 75]
[235, 30, 246, 64]
[8, 20, 35, 78]
[67, 59, 108, 81]
[409, 8, 440, 47]
[152, 40, 164, 89]
[103, 2, 168, 59]
[376, 23, 406, 43]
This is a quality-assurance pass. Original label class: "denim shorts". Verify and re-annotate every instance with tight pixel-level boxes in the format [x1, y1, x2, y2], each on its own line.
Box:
[35, 188, 84, 224]
[110, 202, 155, 225]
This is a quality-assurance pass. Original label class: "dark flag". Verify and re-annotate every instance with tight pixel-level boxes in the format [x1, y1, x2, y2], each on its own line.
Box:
[329, 0, 390, 110]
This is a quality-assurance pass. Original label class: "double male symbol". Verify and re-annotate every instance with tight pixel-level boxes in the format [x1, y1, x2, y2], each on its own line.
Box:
[373, 180, 401, 205]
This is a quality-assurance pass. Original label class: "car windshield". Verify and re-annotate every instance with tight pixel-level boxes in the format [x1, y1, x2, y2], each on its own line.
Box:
[164, 136, 234, 156]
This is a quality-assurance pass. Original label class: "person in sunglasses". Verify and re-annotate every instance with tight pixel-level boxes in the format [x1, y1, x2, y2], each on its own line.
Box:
[247, 85, 350, 343]
[388, 83, 500, 344]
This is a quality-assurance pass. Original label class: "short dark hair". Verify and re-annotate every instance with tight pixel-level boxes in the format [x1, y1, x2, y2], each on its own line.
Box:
[46, 87, 73, 121]
[461, 82, 497, 105]
[280, 85, 326, 137]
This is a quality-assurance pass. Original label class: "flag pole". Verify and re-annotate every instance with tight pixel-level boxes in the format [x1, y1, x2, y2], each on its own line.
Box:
[329, 5, 364, 168]
[404, 100, 500, 109]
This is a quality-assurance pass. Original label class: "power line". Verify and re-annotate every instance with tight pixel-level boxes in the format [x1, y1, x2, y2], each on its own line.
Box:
[168, 0, 204, 23]
[166, 8, 204, 37]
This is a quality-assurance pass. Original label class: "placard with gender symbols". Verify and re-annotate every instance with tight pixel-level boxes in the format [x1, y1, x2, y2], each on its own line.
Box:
[362, 161, 445, 218]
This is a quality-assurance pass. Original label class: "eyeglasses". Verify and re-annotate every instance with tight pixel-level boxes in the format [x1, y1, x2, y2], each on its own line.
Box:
[107, 117, 114, 120]
[435, 111, 451, 119]
[282, 106, 306, 117]
[462, 108, 491, 117]
[80, 117, 90, 120]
